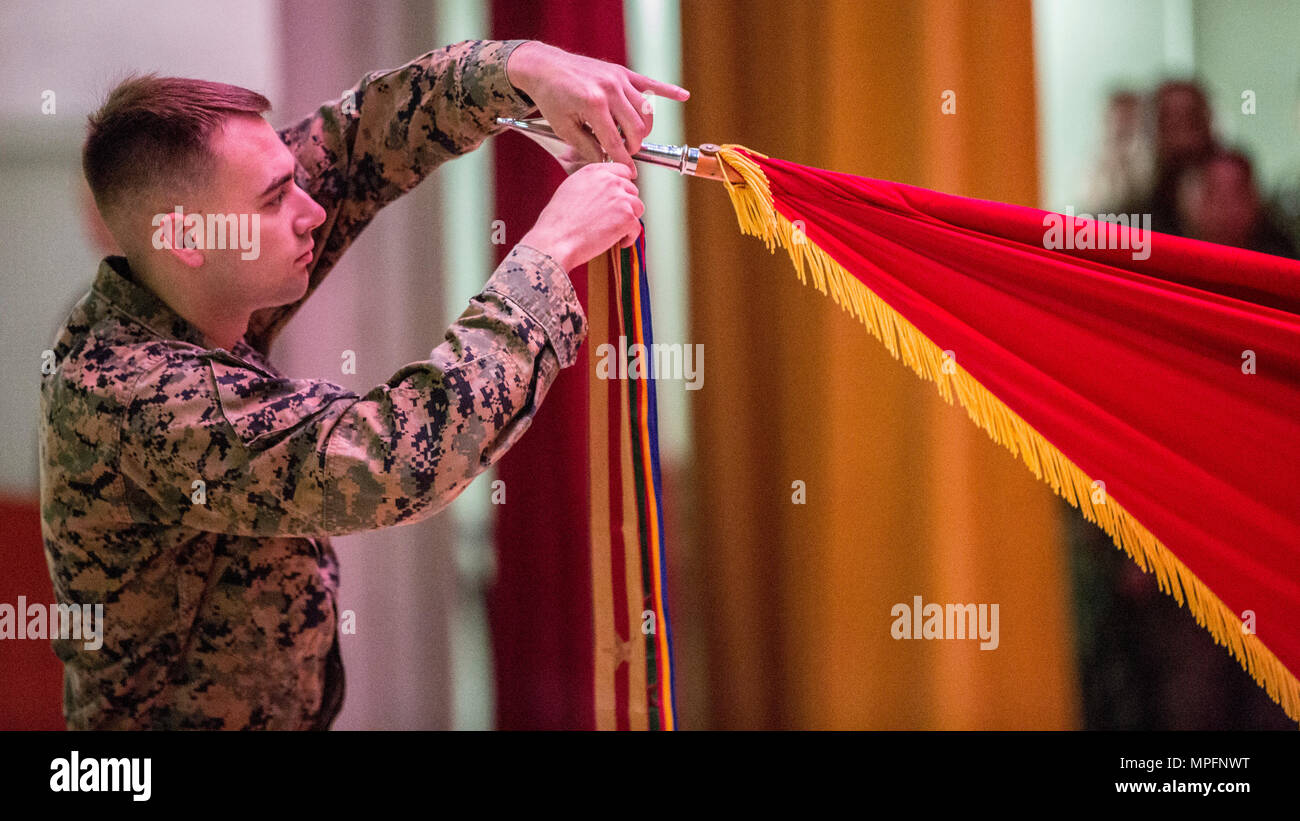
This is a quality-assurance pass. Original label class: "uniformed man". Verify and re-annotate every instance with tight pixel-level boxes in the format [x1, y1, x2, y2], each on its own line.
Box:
[39, 39, 689, 729]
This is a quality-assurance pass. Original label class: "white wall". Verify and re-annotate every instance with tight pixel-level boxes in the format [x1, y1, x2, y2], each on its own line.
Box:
[1192, 0, 1300, 190]
[0, 0, 281, 492]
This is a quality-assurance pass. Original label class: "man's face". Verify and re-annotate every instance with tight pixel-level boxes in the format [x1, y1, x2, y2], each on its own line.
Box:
[190, 113, 326, 311]
[1106, 96, 1141, 144]
[1177, 158, 1259, 247]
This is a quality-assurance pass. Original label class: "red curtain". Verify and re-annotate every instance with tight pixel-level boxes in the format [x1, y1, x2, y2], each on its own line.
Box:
[488, 0, 627, 730]
[0, 495, 64, 729]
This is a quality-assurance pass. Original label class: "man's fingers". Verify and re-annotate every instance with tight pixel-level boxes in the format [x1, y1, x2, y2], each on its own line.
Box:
[555, 115, 606, 165]
[623, 82, 654, 124]
[588, 108, 636, 176]
[622, 82, 654, 142]
[622, 218, 643, 247]
[591, 159, 634, 177]
[627, 71, 689, 101]
[611, 87, 649, 155]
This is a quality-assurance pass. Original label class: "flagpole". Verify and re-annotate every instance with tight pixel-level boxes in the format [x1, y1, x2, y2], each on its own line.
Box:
[495, 116, 744, 183]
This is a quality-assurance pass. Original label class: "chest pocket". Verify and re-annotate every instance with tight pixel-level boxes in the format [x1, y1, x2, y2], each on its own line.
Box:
[207, 353, 354, 452]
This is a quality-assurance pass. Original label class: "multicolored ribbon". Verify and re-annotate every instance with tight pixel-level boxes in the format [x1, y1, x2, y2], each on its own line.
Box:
[587, 223, 676, 730]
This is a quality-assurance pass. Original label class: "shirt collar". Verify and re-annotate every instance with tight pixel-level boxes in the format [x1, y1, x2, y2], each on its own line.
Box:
[92, 256, 226, 351]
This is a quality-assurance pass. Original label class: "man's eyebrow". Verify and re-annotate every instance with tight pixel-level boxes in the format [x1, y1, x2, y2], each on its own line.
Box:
[258, 171, 294, 199]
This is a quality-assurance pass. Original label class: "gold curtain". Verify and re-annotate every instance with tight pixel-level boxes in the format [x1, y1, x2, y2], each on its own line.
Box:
[677, 0, 1081, 728]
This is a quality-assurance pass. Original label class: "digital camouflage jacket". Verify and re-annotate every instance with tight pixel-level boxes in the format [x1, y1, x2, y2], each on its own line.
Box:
[39, 39, 587, 729]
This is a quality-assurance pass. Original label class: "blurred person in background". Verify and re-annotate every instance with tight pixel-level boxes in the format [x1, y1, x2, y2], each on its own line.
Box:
[1139, 79, 1219, 236]
[1176, 148, 1297, 258]
[1084, 89, 1154, 215]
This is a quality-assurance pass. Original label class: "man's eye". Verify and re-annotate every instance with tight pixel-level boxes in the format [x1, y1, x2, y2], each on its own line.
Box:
[269, 188, 288, 207]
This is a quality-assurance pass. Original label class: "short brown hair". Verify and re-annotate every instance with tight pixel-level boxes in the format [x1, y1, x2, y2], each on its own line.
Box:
[83, 74, 270, 225]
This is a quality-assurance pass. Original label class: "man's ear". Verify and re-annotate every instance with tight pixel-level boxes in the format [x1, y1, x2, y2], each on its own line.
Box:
[150, 210, 205, 268]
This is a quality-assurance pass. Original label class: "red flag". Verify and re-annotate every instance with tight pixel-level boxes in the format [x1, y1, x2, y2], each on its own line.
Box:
[718, 146, 1300, 722]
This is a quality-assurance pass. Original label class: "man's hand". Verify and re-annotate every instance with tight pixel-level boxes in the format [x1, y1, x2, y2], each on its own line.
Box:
[506, 41, 690, 178]
[519, 163, 645, 272]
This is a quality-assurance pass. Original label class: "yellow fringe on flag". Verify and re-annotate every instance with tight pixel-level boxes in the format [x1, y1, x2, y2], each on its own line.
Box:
[716, 144, 1300, 724]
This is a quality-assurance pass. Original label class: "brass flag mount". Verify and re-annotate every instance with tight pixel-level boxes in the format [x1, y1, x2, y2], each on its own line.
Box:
[495, 116, 744, 184]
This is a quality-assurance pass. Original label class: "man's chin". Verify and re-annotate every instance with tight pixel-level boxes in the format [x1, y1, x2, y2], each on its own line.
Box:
[288, 270, 311, 300]
[268, 267, 311, 306]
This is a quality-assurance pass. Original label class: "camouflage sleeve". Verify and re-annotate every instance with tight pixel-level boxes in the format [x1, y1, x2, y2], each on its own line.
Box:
[121, 244, 584, 538]
[245, 38, 539, 356]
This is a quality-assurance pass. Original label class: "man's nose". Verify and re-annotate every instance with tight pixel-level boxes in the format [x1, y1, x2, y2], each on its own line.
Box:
[296, 187, 327, 233]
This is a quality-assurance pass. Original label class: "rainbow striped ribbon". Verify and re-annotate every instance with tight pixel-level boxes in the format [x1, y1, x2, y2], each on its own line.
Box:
[587, 223, 676, 730]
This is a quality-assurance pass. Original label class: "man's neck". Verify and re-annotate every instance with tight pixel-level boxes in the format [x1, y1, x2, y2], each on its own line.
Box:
[129, 257, 250, 351]
[191, 314, 248, 352]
